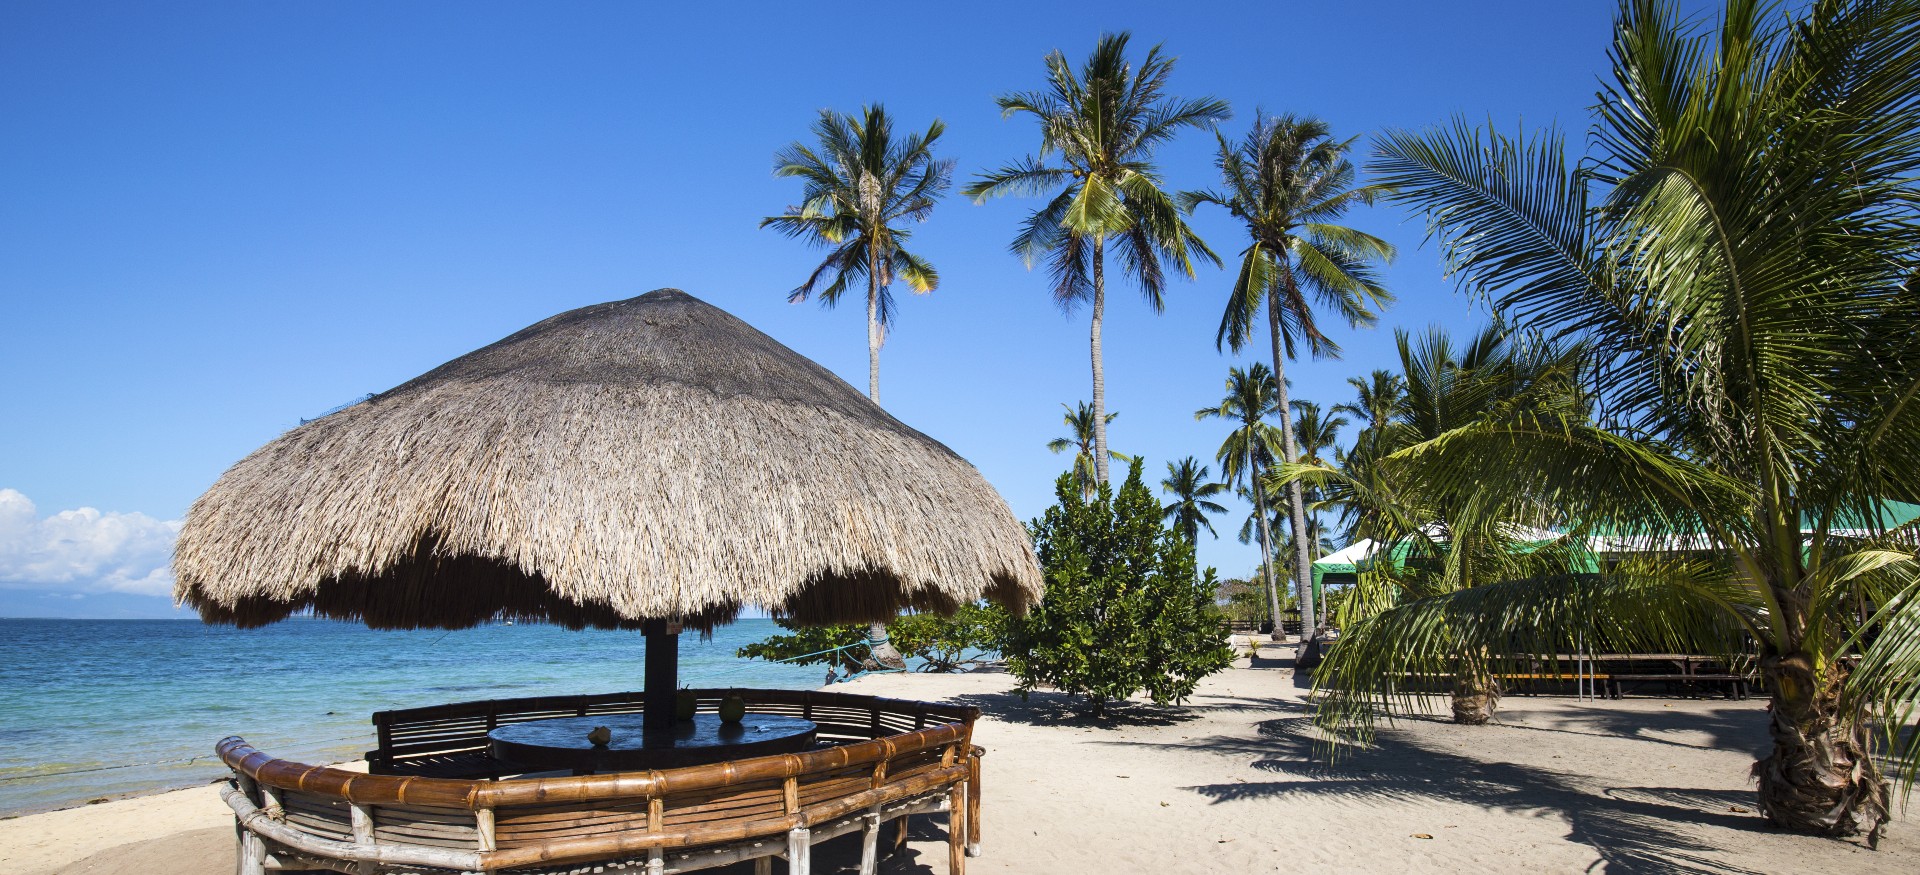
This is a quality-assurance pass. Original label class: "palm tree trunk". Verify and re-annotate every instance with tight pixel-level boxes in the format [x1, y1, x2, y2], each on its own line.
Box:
[1267, 276, 1317, 639]
[1451, 676, 1499, 724]
[1251, 445, 1283, 641]
[1452, 649, 1499, 724]
[867, 243, 882, 404]
[861, 245, 906, 671]
[1090, 235, 1110, 485]
[1755, 651, 1888, 840]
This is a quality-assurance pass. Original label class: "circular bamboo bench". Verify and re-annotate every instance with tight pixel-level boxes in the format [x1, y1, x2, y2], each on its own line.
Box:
[219, 689, 984, 875]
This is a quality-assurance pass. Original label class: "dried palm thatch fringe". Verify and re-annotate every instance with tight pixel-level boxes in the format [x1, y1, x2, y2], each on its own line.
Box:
[173, 289, 1041, 630]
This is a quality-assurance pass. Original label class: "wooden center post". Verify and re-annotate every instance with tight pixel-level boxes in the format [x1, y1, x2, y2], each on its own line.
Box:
[643, 619, 682, 733]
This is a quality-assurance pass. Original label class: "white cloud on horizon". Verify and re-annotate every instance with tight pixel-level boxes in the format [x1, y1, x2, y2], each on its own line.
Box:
[0, 488, 180, 597]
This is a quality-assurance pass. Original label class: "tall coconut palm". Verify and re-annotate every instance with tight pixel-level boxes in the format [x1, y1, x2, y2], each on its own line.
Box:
[763, 103, 953, 669]
[1047, 401, 1130, 501]
[1161, 457, 1230, 545]
[763, 104, 953, 405]
[1183, 113, 1395, 642]
[1196, 363, 1287, 637]
[968, 32, 1227, 488]
[1315, 0, 1920, 837]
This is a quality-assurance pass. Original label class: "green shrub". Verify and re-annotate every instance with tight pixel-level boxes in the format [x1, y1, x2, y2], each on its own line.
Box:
[1005, 460, 1235, 715]
[737, 603, 1008, 675]
[888, 603, 1010, 672]
[736, 621, 868, 673]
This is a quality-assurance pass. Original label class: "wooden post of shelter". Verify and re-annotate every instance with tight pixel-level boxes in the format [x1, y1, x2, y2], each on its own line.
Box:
[643, 619, 681, 733]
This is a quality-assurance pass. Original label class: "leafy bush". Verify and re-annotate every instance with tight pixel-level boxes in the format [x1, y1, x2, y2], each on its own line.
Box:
[737, 621, 868, 674]
[736, 603, 1008, 676]
[1005, 460, 1235, 715]
[888, 603, 1009, 672]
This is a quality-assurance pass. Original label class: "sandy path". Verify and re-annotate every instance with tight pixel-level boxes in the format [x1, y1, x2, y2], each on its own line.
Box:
[2, 642, 1908, 874]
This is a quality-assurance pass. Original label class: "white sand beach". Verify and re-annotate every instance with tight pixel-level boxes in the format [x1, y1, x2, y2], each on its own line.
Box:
[3, 642, 1909, 875]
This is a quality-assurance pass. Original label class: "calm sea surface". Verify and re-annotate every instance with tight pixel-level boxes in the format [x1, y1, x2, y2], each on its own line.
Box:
[0, 618, 826, 816]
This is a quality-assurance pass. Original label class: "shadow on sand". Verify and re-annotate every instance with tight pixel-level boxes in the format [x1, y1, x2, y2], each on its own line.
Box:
[1110, 709, 1796, 875]
[947, 681, 1301, 731]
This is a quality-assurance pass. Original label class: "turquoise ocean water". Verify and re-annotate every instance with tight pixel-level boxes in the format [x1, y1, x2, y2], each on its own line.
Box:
[0, 618, 827, 816]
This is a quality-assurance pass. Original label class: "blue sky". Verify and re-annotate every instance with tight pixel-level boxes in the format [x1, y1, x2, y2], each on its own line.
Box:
[0, 1, 1696, 617]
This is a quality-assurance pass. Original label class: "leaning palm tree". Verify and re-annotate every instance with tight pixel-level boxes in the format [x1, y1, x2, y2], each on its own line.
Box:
[1047, 401, 1130, 501]
[1160, 456, 1230, 545]
[1184, 113, 1395, 641]
[968, 32, 1227, 487]
[1197, 363, 1287, 637]
[763, 103, 953, 669]
[762, 104, 953, 405]
[1314, 0, 1920, 838]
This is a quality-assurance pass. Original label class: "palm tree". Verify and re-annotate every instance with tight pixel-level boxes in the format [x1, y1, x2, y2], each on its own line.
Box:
[1183, 113, 1395, 642]
[1291, 400, 1347, 470]
[1333, 370, 1405, 461]
[1160, 457, 1230, 545]
[763, 104, 953, 405]
[1284, 326, 1589, 723]
[1315, 0, 1920, 837]
[763, 103, 953, 670]
[1047, 401, 1130, 501]
[1196, 363, 1286, 637]
[968, 32, 1227, 488]
[1287, 400, 1349, 629]
[1324, 373, 1403, 540]
[1234, 488, 1334, 578]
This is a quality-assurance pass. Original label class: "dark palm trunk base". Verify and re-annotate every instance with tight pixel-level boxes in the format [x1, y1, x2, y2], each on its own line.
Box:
[1755, 653, 1889, 843]
[1451, 674, 1499, 725]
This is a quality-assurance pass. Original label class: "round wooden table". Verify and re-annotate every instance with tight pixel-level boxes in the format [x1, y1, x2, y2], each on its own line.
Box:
[488, 713, 817, 774]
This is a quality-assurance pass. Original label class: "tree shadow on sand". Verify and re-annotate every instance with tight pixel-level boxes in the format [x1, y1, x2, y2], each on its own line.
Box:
[945, 688, 1206, 728]
[1492, 701, 1770, 757]
[1118, 714, 1804, 875]
[948, 686, 1299, 730]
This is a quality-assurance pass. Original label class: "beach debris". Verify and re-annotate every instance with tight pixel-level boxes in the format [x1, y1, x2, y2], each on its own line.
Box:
[1730, 805, 1751, 813]
[1411, 833, 1433, 840]
[1160, 801, 1170, 807]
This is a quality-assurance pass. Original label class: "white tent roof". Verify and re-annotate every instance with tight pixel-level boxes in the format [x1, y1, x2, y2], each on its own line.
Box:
[1314, 539, 1381, 569]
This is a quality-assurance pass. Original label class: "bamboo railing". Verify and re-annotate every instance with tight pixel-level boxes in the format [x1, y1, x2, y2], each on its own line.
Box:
[220, 689, 982, 875]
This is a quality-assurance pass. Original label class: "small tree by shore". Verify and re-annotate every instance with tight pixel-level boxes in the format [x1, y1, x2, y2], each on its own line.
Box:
[737, 604, 1008, 676]
[1005, 460, 1235, 716]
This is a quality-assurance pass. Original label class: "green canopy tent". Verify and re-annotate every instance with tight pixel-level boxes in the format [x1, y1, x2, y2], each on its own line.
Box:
[1312, 500, 1920, 594]
[1310, 539, 1380, 604]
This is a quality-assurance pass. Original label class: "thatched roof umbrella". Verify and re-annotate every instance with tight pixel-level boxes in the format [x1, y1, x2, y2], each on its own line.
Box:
[174, 288, 1039, 729]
